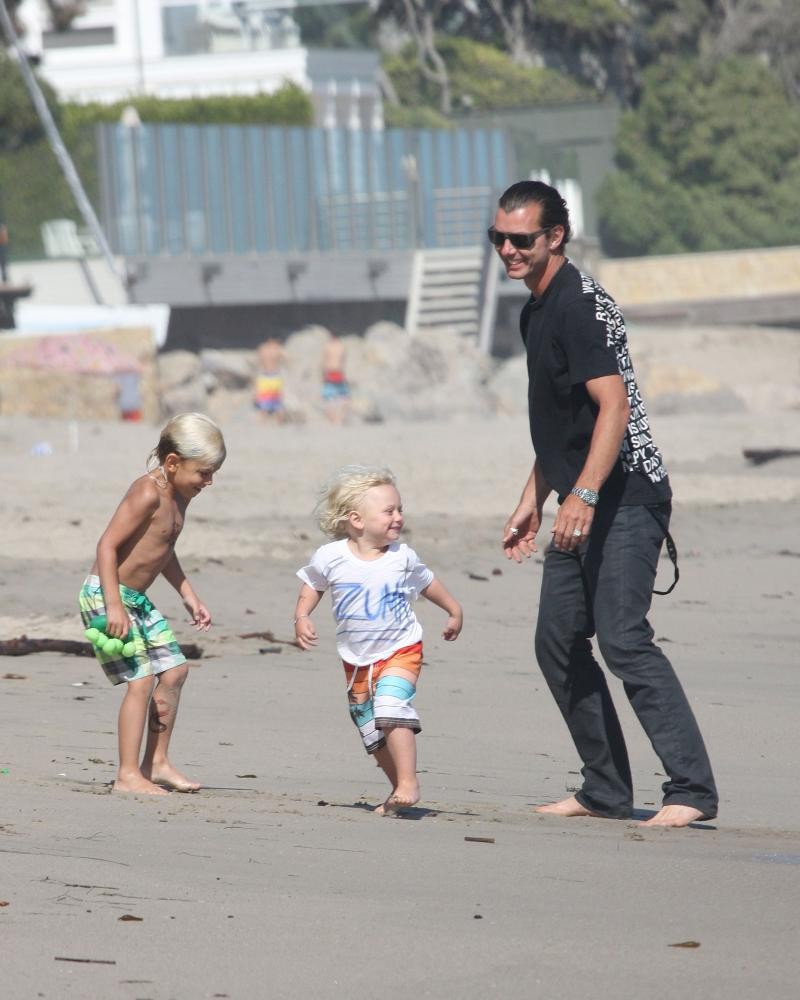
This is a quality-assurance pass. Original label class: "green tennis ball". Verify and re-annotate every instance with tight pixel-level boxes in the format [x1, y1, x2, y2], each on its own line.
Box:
[84, 627, 101, 643]
[88, 615, 107, 632]
[121, 641, 136, 658]
[103, 637, 124, 654]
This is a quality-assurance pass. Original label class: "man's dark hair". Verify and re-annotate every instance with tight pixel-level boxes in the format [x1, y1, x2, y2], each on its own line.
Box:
[497, 180, 572, 248]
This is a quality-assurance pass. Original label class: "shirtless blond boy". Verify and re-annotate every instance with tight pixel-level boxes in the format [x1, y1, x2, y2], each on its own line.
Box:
[78, 413, 226, 795]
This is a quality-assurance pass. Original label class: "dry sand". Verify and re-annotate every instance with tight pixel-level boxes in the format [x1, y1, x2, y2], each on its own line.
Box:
[2, 392, 800, 998]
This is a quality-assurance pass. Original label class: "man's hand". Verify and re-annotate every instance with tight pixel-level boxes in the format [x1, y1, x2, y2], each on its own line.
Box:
[551, 495, 594, 552]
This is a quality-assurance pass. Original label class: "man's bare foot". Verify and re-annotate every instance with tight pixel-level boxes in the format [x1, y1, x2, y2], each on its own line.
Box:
[639, 804, 706, 828]
[535, 795, 603, 817]
[113, 774, 169, 796]
[142, 764, 200, 793]
[375, 781, 420, 816]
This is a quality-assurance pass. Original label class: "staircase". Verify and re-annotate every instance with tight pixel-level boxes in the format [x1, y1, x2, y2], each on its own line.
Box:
[404, 246, 485, 337]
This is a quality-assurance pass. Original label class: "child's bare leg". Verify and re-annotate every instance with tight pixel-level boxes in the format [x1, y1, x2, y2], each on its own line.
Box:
[115, 676, 167, 795]
[140, 665, 199, 792]
[376, 726, 419, 815]
[372, 744, 397, 801]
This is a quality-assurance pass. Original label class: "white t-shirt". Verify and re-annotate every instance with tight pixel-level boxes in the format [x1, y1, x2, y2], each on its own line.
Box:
[297, 539, 434, 665]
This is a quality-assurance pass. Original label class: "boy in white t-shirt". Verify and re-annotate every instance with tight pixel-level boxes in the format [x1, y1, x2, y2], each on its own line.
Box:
[294, 465, 463, 815]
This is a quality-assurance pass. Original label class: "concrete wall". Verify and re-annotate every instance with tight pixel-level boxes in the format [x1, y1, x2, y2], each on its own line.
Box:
[0, 326, 159, 421]
[596, 245, 800, 305]
[11, 244, 800, 355]
[8, 257, 127, 307]
[164, 299, 406, 352]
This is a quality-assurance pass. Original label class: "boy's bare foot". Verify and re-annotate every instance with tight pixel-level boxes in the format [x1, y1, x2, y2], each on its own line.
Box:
[142, 764, 200, 793]
[535, 795, 603, 818]
[375, 781, 420, 816]
[113, 774, 169, 796]
[639, 805, 707, 828]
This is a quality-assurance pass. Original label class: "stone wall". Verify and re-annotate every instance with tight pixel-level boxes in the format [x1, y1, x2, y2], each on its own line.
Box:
[0, 327, 159, 421]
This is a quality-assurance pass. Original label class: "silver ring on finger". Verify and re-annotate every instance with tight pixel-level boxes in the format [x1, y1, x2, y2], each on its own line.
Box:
[572, 528, 582, 538]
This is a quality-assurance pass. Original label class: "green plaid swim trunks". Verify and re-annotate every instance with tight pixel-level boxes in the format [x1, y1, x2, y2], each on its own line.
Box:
[78, 575, 186, 685]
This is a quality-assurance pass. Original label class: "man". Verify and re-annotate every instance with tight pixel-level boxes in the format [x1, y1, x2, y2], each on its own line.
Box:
[497, 180, 717, 828]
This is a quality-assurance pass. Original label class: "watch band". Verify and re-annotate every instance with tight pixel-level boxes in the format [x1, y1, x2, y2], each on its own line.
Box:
[570, 486, 599, 507]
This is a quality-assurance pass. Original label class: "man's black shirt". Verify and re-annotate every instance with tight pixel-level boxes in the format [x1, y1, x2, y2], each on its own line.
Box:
[520, 260, 671, 506]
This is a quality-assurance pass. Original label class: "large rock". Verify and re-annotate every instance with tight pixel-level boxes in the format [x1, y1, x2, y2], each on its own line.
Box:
[200, 349, 254, 390]
[157, 350, 206, 416]
[486, 355, 528, 416]
[157, 350, 201, 389]
[642, 363, 746, 415]
[281, 325, 334, 422]
[630, 324, 800, 416]
[348, 324, 495, 421]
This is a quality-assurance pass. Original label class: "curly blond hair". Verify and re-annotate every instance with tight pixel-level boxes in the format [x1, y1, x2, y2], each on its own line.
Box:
[316, 465, 396, 539]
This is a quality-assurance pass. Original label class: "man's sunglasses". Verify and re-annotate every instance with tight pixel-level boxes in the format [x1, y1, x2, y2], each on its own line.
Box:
[487, 226, 551, 250]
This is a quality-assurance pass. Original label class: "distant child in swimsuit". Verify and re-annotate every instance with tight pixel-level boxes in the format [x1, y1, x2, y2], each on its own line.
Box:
[253, 337, 286, 422]
[78, 413, 226, 795]
[294, 466, 463, 814]
[321, 332, 350, 424]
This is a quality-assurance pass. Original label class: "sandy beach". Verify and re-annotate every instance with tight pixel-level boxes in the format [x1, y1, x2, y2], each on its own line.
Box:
[2, 359, 800, 998]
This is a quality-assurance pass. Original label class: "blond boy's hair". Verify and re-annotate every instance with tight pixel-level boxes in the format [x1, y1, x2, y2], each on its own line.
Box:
[147, 412, 227, 471]
[317, 465, 396, 539]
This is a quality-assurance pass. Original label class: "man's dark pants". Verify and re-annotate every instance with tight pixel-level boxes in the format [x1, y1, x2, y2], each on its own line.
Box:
[535, 500, 718, 819]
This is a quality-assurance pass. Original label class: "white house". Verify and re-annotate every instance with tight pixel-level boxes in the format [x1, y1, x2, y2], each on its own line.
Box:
[16, 0, 382, 126]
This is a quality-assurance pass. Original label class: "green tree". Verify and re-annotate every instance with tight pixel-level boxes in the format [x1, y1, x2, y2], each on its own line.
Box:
[0, 52, 78, 257]
[60, 84, 313, 130]
[597, 55, 800, 255]
[0, 50, 60, 152]
[378, 0, 636, 109]
[384, 35, 592, 125]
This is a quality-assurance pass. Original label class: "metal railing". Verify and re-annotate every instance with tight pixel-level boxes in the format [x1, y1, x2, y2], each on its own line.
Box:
[97, 122, 514, 257]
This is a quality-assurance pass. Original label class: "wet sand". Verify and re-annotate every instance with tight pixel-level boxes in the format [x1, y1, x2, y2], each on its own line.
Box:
[2, 408, 800, 999]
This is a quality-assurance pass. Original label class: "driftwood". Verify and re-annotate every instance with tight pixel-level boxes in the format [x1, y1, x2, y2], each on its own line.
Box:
[238, 630, 301, 649]
[0, 637, 203, 659]
[743, 448, 800, 466]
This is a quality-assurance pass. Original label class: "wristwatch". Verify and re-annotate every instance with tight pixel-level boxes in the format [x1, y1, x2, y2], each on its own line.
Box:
[570, 486, 599, 507]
